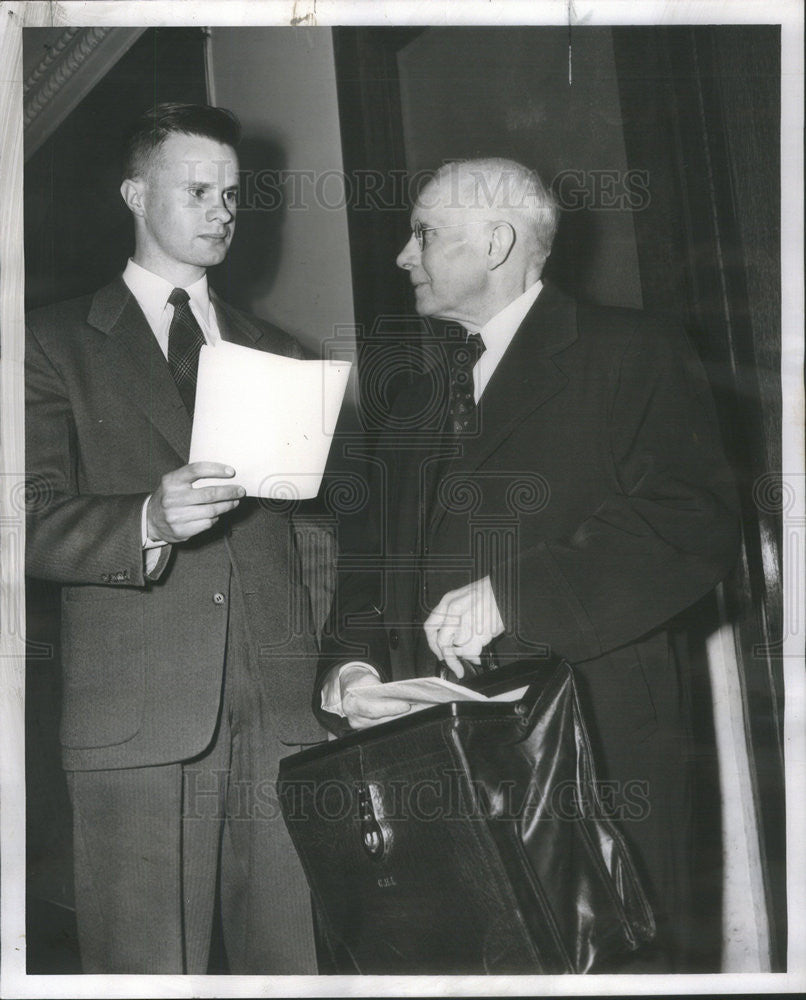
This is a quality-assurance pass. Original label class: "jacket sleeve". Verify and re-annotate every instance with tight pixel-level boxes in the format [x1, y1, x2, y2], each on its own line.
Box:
[312, 429, 392, 732]
[489, 318, 740, 664]
[25, 323, 159, 587]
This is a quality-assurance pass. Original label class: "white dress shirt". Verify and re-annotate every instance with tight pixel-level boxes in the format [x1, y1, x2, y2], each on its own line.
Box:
[471, 278, 543, 402]
[121, 260, 222, 559]
[321, 280, 545, 717]
[122, 258, 222, 356]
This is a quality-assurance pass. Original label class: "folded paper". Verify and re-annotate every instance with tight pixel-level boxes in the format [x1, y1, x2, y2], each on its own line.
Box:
[357, 676, 528, 718]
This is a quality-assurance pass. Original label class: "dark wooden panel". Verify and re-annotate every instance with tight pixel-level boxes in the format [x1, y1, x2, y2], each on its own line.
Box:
[332, 28, 420, 329]
[613, 24, 785, 970]
[332, 28, 433, 430]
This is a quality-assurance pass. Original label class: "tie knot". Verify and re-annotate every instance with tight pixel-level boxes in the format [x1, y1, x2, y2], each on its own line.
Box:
[453, 332, 484, 371]
[168, 287, 190, 308]
[467, 332, 485, 361]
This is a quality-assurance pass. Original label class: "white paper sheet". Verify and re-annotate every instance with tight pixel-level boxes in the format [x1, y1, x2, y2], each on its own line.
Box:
[356, 677, 529, 719]
[188, 341, 351, 499]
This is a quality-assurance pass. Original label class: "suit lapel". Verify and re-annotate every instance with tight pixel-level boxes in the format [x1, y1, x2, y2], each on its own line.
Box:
[88, 281, 273, 464]
[212, 292, 268, 349]
[427, 283, 578, 538]
[89, 278, 192, 461]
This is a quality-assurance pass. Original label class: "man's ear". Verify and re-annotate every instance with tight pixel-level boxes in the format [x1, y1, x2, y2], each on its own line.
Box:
[487, 222, 516, 270]
[120, 177, 146, 218]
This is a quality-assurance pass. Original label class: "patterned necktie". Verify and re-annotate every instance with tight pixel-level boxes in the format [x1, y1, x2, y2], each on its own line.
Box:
[167, 287, 206, 415]
[448, 332, 486, 434]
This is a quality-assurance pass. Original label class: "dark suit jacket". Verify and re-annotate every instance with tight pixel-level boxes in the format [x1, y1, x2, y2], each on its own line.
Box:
[26, 277, 323, 771]
[316, 283, 739, 955]
[319, 281, 738, 684]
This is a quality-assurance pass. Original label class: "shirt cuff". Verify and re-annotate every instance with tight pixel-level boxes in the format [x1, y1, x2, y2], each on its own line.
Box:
[320, 661, 381, 717]
[142, 495, 168, 575]
[141, 495, 168, 550]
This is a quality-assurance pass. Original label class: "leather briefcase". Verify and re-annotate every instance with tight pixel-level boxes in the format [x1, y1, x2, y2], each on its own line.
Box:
[278, 657, 655, 974]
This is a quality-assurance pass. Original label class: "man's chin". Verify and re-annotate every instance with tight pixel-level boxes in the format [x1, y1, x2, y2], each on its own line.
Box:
[197, 247, 231, 267]
[412, 289, 434, 317]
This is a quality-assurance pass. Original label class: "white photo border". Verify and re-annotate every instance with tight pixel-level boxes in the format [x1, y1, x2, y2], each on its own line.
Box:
[1, 2, 803, 997]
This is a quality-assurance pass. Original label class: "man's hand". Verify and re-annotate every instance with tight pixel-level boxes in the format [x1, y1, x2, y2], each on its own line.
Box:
[146, 462, 245, 544]
[424, 576, 505, 678]
[340, 669, 411, 730]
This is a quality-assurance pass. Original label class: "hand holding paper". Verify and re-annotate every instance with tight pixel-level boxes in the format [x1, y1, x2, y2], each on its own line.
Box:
[339, 670, 413, 731]
[147, 461, 244, 543]
[342, 673, 527, 729]
[188, 342, 351, 499]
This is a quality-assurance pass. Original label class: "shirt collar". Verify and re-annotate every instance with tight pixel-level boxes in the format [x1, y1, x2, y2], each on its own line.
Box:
[475, 279, 543, 360]
[122, 259, 211, 331]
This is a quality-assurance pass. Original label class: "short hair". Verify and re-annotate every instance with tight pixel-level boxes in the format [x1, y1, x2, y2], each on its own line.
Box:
[429, 158, 560, 262]
[121, 102, 241, 181]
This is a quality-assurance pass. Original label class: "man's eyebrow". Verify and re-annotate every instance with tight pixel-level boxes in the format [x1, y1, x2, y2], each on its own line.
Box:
[183, 181, 239, 192]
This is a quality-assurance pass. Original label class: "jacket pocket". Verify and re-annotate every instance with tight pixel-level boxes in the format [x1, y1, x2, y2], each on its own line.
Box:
[60, 590, 145, 749]
[63, 584, 139, 602]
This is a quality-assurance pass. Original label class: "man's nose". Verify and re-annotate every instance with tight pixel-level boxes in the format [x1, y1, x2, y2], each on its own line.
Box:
[396, 233, 419, 270]
[208, 197, 234, 224]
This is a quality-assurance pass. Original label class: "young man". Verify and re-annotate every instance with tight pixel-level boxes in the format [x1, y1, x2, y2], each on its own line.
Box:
[26, 103, 322, 974]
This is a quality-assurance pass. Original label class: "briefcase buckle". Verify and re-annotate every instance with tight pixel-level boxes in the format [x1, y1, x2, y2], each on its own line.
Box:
[358, 782, 386, 859]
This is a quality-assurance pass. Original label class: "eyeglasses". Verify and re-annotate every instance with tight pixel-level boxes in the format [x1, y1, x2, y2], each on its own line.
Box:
[411, 220, 490, 251]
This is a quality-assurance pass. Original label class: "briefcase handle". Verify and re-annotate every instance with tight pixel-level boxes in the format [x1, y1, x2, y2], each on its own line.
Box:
[438, 648, 497, 682]
[462, 653, 567, 706]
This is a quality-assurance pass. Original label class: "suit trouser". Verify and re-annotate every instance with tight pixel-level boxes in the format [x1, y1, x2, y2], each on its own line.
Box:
[65, 583, 316, 974]
[574, 649, 695, 973]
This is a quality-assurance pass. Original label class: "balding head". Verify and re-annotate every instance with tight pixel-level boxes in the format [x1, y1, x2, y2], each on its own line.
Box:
[425, 159, 559, 265]
[397, 158, 559, 327]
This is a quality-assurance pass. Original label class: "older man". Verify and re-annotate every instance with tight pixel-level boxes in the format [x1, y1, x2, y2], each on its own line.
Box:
[315, 158, 739, 970]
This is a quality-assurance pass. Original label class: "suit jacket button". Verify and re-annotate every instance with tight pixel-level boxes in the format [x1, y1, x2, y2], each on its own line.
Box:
[213, 592, 226, 605]
[389, 628, 400, 649]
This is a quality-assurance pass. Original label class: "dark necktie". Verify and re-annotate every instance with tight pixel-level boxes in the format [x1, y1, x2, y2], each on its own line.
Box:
[167, 287, 206, 415]
[448, 332, 485, 434]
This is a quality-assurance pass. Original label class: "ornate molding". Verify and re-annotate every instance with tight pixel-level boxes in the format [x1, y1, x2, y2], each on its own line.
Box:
[22, 27, 145, 159]
[24, 28, 110, 129]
